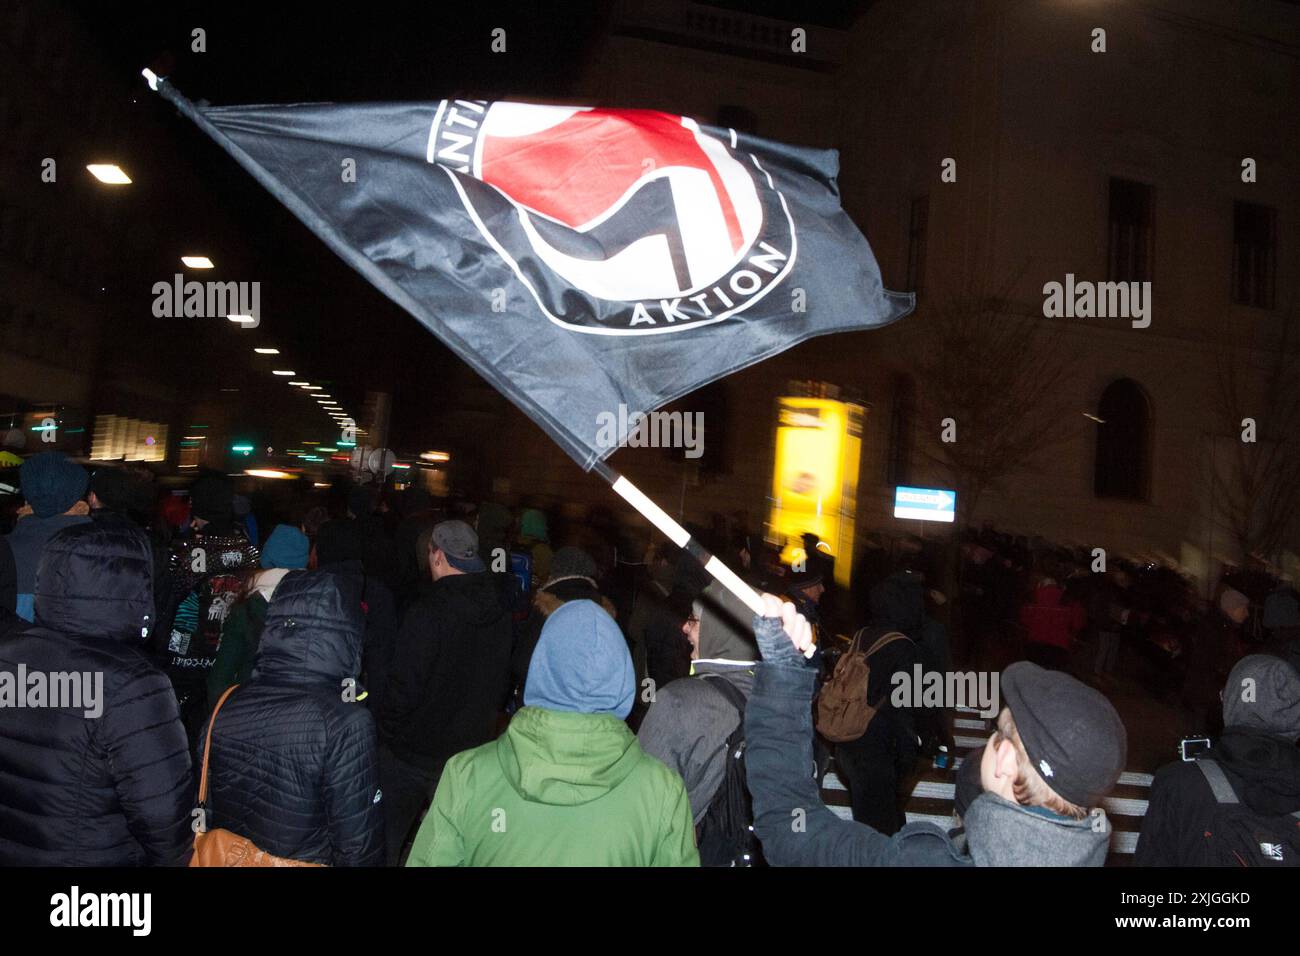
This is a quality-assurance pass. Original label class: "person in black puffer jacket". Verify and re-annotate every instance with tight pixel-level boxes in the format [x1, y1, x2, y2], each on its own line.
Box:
[201, 569, 384, 866]
[0, 521, 194, 865]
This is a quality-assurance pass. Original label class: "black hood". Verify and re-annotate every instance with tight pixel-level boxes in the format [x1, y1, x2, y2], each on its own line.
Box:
[1215, 731, 1300, 817]
[870, 571, 925, 634]
[433, 571, 510, 625]
[33, 520, 154, 643]
[255, 569, 364, 686]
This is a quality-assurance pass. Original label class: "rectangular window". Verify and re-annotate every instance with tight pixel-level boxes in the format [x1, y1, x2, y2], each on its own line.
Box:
[906, 195, 929, 293]
[1232, 201, 1276, 309]
[1107, 178, 1154, 283]
[885, 377, 914, 489]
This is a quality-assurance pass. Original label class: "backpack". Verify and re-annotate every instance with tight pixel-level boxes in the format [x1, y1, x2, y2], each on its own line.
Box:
[1195, 758, 1300, 866]
[815, 629, 910, 742]
[695, 675, 764, 867]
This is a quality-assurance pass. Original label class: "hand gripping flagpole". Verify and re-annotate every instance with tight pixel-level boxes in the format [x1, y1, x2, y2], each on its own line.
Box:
[141, 66, 766, 618]
[591, 460, 766, 617]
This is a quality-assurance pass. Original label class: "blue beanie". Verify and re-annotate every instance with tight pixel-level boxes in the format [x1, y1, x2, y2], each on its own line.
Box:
[525, 599, 635, 719]
[20, 451, 89, 518]
[260, 524, 309, 570]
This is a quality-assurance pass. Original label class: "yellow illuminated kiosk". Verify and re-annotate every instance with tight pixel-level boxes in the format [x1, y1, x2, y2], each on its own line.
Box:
[767, 393, 864, 589]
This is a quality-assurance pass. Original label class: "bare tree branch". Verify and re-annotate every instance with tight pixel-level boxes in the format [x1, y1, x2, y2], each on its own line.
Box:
[907, 276, 1079, 528]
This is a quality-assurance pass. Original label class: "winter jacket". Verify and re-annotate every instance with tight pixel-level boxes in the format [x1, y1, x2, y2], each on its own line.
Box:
[1020, 584, 1086, 650]
[159, 528, 260, 681]
[833, 623, 923, 786]
[3, 511, 91, 620]
[379, 571, 513, 771]
[0, 521, 193, 865]
[745, 625, 1113, 866]
[840, 572, 928, 763]
[638, 662, 753, 823]
[90, 508, 174, 643]
[314, 558, 398, 714]
[205, 584, 274, 711]
[638, 580, 760, 823]
[201, 569, 383, 866]
[1135, 731, 1300, 866]
[0, 538, 21, 637]
[405, 705, 699, 866]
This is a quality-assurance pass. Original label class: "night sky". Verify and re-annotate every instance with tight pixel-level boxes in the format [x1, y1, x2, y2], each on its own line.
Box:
[58, 1, 866, 452]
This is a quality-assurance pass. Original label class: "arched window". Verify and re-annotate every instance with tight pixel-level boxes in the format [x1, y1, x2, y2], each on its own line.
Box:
[1094, 378, 1150, 500]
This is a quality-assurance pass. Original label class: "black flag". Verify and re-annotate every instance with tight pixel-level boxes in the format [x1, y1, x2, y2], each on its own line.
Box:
[157, 85, 913, 468]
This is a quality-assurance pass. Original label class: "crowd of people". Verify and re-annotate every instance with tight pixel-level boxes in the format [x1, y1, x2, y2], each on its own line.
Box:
[0, 450, 1296, 867]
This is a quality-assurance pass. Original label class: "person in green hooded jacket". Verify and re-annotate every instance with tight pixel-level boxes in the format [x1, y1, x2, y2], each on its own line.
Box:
[406, 598, 699, 866]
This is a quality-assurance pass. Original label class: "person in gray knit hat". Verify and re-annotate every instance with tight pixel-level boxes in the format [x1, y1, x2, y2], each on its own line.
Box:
[742, 594, 1129, 866]
[1136, 654, 1300, 866]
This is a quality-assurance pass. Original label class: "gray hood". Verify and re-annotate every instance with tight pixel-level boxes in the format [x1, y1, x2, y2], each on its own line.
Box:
[1222, 654, 1300, 740]
[964, 792, 1111, 867]
[696, 580, 759, 662]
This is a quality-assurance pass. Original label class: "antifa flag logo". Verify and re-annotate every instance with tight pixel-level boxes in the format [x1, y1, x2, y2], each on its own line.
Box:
[427, 101, 797, 335]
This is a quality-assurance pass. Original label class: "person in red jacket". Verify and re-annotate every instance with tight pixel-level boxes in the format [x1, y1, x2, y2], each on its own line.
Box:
[1019, 573, 1086, 672]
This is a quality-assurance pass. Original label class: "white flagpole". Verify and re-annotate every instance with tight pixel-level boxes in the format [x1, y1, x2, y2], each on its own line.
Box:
[594, 462, 766, 617]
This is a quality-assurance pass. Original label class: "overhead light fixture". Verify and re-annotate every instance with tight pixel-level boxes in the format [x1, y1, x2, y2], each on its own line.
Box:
[227, 314, 256, 326]
[245, 469, 294, 480]
[253, 348, 280, 355]
[272, 370, 296, 376]
[1083, 412, 1106, 424]
[301, 385, 321, 390]
[420, 451, 451, 462]
[181, 256, 214, 269]
[86, 164, 131, 185]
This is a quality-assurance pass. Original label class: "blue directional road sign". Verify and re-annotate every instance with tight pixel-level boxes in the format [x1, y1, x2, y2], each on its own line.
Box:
[893, 486, 956, 523]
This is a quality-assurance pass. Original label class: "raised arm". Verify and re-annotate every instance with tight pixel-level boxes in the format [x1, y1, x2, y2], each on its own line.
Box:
[744, 594, 895, 867]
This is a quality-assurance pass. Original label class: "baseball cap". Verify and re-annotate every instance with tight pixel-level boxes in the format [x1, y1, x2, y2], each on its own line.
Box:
[431, 519, 485, 572]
